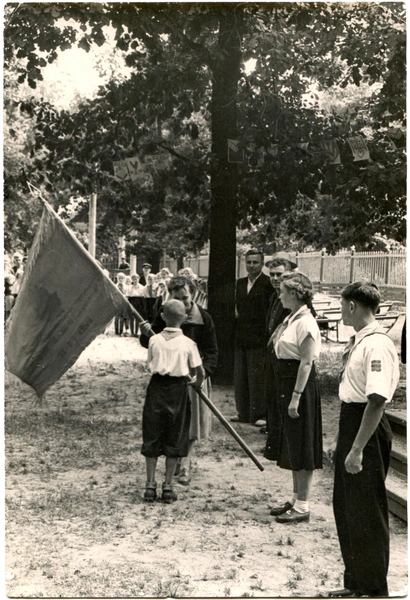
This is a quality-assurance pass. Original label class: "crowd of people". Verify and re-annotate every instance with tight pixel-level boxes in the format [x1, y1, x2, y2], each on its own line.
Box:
[4, 252, 26, 321]
[112, 264, 208, 337]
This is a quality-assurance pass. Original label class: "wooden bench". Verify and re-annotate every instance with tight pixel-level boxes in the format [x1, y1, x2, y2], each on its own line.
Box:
[316, 311, 343, 342]
[312, 299, 333, 310]
[376, 302, 394, 316]
[375, 313, 400, 333]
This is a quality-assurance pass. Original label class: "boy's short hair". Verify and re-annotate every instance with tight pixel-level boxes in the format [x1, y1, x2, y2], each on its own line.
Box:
[162, 299, 186, 321]
[341, 282, 381, 313]
[117, 273, 126, 279]
[168, 275, 196, 296]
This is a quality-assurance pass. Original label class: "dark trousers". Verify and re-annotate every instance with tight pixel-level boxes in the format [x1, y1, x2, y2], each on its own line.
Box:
[234, 345, 266, 423]
[333, 402, 392, 597]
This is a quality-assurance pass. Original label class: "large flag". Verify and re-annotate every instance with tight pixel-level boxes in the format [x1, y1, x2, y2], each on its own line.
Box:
[5, 200, 132, 398]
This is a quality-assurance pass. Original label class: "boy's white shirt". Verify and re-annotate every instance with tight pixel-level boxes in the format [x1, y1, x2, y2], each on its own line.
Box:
[147, 327, 202, 377]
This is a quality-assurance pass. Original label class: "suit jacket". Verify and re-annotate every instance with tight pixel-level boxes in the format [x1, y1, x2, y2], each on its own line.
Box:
[235, 272, 272, 348]
[266, 292, 291, 344]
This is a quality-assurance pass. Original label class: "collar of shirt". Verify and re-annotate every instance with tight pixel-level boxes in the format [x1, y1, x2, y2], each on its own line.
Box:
[184, 302, 204, 325]
[352, 320, 381, 347]
[283, 304, 310, 326]
[160, 328, 183, 341]
[247, 271, 262, 292]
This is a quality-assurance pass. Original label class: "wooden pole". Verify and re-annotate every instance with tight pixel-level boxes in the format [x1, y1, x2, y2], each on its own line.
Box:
[89, 192, 97, 258]
[195, 388, 264, 471]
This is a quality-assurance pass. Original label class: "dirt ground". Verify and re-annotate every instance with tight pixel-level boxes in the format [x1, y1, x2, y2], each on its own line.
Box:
[4, 323, 408, 599]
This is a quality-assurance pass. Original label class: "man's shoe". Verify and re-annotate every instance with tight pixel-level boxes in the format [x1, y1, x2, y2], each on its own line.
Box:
[327, 589, 356, 598]
[178, 467, 191, 486]
[270, 501, 293, 516]
[260, 426, 268, 434]
[275, 508, 310, 523]
[254, 419, 266, 427]
[162, 484, 178, 503]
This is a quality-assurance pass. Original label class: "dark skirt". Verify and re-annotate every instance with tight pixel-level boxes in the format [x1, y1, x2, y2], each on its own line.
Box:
[273, 355, 323, 471]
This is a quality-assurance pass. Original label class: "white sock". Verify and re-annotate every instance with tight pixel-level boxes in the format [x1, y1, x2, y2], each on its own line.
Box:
[291, 493, 297, 505]
[293, 499, 309, 513]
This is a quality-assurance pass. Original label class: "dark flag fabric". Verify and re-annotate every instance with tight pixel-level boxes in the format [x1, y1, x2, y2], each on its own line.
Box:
[5, 200, 131, 397]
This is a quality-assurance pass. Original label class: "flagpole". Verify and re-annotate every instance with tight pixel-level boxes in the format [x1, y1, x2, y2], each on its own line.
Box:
[27, 181, 48, 207]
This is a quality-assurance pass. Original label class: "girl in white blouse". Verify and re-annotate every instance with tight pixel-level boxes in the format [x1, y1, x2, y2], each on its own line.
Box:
[268, 273, 322, 524]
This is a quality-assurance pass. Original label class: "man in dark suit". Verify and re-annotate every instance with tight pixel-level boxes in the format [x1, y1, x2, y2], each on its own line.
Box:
[232, 249, 272, 425]
[262, 252, 296, 458]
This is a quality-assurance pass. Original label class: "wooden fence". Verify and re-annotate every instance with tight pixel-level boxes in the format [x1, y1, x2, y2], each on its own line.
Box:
[295, 249, 406, 288]
[104, 248, 406, 289]
[166, 249, 406, 289]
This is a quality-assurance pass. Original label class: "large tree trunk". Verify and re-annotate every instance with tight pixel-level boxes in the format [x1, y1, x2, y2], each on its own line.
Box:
[208, 9, 242, 384]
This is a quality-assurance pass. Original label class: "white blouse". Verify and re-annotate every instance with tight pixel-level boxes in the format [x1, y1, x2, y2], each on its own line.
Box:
[274, 305, 321, 361]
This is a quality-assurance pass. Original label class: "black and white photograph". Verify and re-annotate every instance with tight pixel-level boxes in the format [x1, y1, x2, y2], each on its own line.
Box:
[4, 2, 407, 598]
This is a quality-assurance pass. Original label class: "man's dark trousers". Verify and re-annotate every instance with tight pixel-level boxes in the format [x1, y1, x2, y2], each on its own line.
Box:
[333, 402, 392, 597]
[234, 273, 272, 424]
[234, 345, 266, 423]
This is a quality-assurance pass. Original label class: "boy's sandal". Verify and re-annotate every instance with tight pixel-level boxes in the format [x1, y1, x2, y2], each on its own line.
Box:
[143, 482, 157, 502]
[162, 484, 178, 503]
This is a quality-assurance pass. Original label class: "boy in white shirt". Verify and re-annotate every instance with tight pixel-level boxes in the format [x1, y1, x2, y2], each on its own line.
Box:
[141, 299, 205, 503]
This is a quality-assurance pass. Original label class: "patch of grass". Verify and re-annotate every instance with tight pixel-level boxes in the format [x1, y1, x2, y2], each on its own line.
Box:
[250, 579, 265, 591]
[226, 568, 237, 580]
[152, 579, 185, 597]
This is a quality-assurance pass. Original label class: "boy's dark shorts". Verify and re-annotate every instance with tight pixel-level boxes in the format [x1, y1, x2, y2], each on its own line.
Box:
[141, 374, 191, 458]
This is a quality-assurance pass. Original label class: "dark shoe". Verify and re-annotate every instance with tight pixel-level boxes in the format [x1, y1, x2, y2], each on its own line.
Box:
[178, 467, 191, 486]
[270, 501, 293, 516]
[260, 426, 268, 434]
[143, 482, 157, 502]
[328, 589, 356, 598]
[162, 485, 178, 503]
[275, 508, 310, 523]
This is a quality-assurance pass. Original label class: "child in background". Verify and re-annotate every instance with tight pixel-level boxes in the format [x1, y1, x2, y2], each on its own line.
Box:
[4, 275, 15, 322]
[141, 299, 205, 503]
[127, 274, 145, 337]
[115, 272, 129, 335]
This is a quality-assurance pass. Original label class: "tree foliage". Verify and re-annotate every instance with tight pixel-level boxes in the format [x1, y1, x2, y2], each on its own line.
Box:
[4, 1, 406, 256]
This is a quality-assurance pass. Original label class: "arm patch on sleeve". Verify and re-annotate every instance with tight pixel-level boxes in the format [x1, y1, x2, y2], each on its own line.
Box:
[371, 360, 382, 372]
